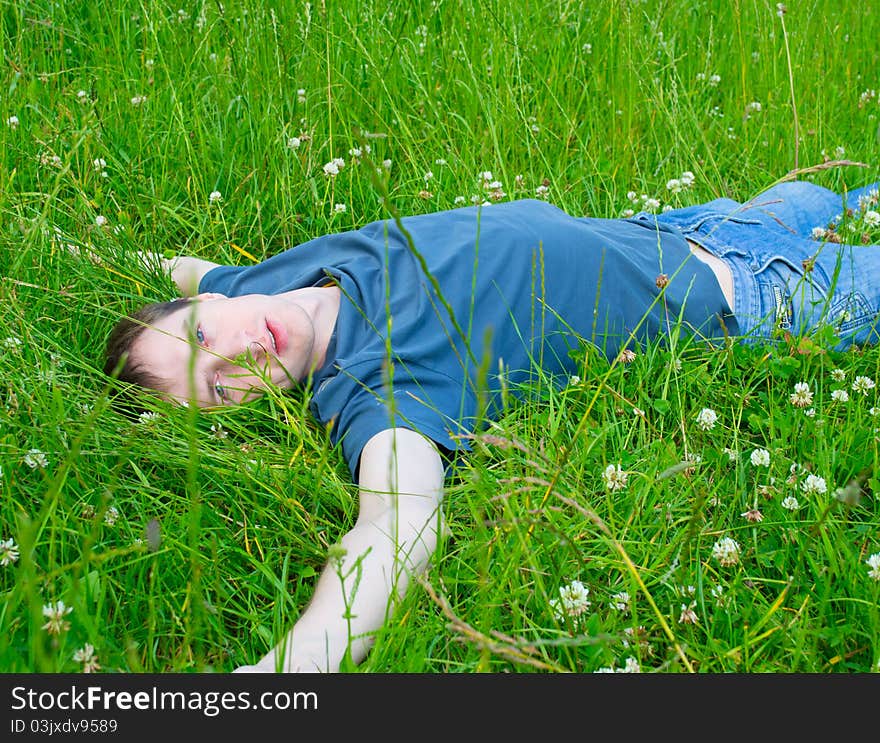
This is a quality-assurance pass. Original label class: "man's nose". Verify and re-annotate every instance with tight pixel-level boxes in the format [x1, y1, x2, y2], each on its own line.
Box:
[245, 336, 270, 361]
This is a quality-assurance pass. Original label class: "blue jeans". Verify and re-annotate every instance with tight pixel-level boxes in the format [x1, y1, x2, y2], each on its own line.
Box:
[647, 181, 880, 350]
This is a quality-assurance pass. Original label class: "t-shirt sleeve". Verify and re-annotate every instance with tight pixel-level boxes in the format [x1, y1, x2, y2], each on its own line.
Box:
[198, 265, 247, 295]
[309, 359, 476, 480]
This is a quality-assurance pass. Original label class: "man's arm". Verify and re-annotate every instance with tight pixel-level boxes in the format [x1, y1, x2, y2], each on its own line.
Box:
[234, 427, 445, 672]
[66, 242, 219, 297]
[135, 252, 220, 297]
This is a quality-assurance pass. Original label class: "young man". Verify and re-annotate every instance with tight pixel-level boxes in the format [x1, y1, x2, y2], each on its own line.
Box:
[104, 178, 880, 672]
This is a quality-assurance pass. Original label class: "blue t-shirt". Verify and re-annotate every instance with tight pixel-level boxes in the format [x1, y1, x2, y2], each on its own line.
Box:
[200, 199, 735, 477]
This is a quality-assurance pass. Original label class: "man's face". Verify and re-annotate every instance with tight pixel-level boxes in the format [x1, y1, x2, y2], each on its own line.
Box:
[132, 293, 318, 406]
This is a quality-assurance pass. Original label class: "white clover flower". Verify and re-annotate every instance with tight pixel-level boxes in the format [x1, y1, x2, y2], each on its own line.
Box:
[95, 215, 108, 227]
[453, 196, 466, 205]
[801, 474, 827, 495]
[297, 88, 306, 103]
[708, 74, 721, 86]
[77, 89, 88, 101]
[680, 171, 695, 187]
[130, 95, 147, 105]
[382, 159, 392, 170]
[859, 190, 879, 209]
[138, 411, 159, 424]
[534, 184, 549, 198]
[333, 203, 347, 214]
[804, 407, 816, 417]
[864, 210, 880, 228]
[4, 336, 22, 349]
[750, 448, 770, 467]
[209, 190, 222, 204]
[852, 376, 875, 395]
[790, 381, 813, 408]
[348, 147, 362, 158]
[643, 197, 661, 212]
[287, 136, 301, 150]
[712, 536, 741, 567]
[831, 368, 846, 382]
[23, 449, 48, 469]
[549, 579, 591, 619]
[73, 643, 101, 673]
[835, 146, 846, 158]
[859, 89, 878, 106]
[610, 591, 630, 612]
[666, 178, 682, 193]
[811, 226, 827, 240]
[42, 601, 73, 635]
[210, 423, 227, 439]
[602, 463, 628, 492]
[0, 538, 19, 566]
[322, 157, 345, 176]
[103, 506, 119, 526]
[831, 388, 849, 403]
[621, 657, 640, 672]
[781, 495, 799, 511]
[595, 656, 640, 673]
[6, 115, 19, 129]
[745, 101, 762, 113]
[92, 157, 107, 171]
[866, 553, 880, 581]
[741, 508, 763, 523]
[679, 602, 699, 624]
[695, 407, 718, 431]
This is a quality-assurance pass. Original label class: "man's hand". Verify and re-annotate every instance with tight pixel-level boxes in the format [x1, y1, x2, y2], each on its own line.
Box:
[64, 238, 218, 297]
[235, 427, 445, 673]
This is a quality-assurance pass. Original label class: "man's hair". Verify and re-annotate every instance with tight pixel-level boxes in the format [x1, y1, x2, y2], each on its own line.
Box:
[104, 298, 194, 409]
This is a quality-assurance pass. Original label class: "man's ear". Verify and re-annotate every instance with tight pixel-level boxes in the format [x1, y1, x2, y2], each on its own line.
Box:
[194, 292, 227, 301]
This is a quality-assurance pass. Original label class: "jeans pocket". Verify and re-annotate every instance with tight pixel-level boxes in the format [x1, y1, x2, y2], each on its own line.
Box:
[826, 291, 875, 335]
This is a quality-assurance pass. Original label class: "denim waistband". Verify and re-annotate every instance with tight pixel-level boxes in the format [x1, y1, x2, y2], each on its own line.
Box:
[721, 251, 777, 341]
[669, 219, 792, 343]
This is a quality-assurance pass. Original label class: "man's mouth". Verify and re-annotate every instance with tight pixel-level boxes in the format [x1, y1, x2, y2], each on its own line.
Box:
[265, 319, 286, 355]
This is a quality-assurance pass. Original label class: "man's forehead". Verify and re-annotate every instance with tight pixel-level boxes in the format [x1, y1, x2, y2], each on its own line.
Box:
[148, 303, 201, 340]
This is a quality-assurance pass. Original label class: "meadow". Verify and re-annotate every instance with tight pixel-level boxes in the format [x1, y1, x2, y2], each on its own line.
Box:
[1, 0, 880, 673]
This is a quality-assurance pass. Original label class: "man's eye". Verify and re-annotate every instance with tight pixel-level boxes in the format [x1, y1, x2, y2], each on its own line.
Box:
[214, 381, 227, 401]
[196, 326, 206, 345]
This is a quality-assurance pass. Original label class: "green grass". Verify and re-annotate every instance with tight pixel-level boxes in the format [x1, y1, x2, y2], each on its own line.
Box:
[2, 0, 880, 673]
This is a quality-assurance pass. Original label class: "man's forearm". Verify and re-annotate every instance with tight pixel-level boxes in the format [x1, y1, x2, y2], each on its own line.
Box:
[271, 503, 440, 672]
[133, 251, 218, 296]
[234, 428, 446, 674]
